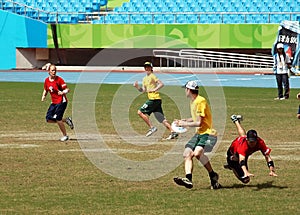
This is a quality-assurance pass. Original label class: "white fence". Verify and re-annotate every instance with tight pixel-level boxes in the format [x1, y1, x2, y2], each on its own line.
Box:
[153, 49, 274, 68]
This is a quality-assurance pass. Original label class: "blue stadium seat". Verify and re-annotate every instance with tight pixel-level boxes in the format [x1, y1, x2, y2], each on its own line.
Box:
[186, 14, 198, 23]
[176, 14, 187, 23]
[164, 14, 175, 23]
[0, 0, 297, 24]
[143, 14, 153, 24]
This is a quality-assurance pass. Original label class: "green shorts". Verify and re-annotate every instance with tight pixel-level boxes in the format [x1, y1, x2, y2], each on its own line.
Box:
[139, 99, 165, 123]
[185, 134, 210, 150]
[139, 99, 164, 116]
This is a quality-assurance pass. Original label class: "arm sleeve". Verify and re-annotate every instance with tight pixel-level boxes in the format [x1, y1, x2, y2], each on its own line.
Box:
[259, 139, 272, 156]
[197, 100, 207, 117]
[58, 77, 67, 90]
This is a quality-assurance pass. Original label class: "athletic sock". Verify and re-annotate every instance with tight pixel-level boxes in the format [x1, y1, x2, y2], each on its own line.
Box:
[186, 173, 192, 181]
[209, 171, 216, 179]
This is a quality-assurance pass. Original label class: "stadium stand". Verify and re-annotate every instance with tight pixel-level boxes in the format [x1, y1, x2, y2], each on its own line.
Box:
[0, 0, 298, 24]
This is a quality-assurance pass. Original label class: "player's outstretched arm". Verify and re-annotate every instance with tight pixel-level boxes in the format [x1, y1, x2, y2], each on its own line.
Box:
[239, 155, 254, 177]
[178, 116, 201, 128]
[265, 155, 278, 177]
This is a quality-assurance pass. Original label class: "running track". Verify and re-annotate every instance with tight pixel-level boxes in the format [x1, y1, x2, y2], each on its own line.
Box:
[1, 70, 300, 88]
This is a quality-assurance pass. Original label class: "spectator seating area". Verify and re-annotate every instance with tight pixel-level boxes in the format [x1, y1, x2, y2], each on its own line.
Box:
[1, 0, 108, 23]
[1, 0, 299, 24]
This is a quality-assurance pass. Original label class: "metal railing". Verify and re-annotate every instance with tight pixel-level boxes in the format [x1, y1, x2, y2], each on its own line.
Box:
[153, 49, 274, 68]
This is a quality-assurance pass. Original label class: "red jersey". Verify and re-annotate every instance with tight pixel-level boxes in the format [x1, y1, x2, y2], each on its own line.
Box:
[229, 136, 271, 158]
[44, 76, 68, 104]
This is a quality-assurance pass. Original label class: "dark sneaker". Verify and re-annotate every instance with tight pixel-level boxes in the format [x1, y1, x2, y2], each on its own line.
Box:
[210, 173, 222, 190]
[166, 132, 179, 140]
[173, 177, 193, 189]
[66, 117, 74, 129]
[146, 127, 157, 137]
[241, 175, 250, 184]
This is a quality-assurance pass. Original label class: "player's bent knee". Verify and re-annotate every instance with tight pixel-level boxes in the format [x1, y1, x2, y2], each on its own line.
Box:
[183, 148, 193, 159]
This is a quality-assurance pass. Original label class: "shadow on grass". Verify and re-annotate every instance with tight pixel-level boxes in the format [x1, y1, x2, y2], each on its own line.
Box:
[221, 181, 288, 190]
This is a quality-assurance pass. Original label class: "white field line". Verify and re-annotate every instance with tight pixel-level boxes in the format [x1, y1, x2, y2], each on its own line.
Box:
[0, 144, 40, 148]
[1, 132, 300, 160]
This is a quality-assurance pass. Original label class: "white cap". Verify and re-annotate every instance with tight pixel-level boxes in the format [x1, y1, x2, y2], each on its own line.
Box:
[42, 63, 51, 70]
[276, 43, 284, 49]
[183, 80, 199, 90]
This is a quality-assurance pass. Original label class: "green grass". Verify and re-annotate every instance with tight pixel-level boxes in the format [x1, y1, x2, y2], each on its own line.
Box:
[0, 82, 300, 214]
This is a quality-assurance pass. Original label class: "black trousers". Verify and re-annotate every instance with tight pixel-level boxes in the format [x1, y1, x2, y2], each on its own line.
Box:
[275, 74, 290, 99]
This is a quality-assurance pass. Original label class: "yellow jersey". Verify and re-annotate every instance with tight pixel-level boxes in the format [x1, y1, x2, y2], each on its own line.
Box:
[143, 73, 161, 100]
[190, 95, 212, 135]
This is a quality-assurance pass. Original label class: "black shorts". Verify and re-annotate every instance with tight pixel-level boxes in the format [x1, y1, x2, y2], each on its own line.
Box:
[227, 150, 248, 181]
[46, 102, 67, 121]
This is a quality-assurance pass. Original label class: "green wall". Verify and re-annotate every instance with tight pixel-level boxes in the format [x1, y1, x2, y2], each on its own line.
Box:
[48, 24, 279, 49]
[107, 0, 129, 8]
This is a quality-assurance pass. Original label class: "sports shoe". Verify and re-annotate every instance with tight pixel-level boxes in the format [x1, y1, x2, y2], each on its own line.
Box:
[60, 136, 69, 142]
[166, 132, 179, 140]
[241, 175, 250, 184]
[274, 97, 285, 100]
[146, 127, 157, 137]
[173, 177, 193, 189]
[210, 172, 222, 189]
[230, 114, 243, 123]
[65, 117, 74, 129]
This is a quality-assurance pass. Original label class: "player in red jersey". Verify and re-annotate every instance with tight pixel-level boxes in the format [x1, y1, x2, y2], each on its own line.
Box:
[224, 115, 277, 184]
[41, 64, 74, 142]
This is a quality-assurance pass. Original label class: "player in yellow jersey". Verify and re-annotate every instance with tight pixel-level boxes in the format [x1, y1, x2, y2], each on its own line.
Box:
[173, 81, 221, 189]
[133, 62, 178, 140]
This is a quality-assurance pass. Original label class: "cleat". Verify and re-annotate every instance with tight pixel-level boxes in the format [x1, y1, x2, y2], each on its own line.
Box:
[173, 177, 193, 189]
[60, 136, 69, 142]
[231, 114, 243, 123]
[211, 182, 222, 189]
[146, 127, 157, 137]
[166, 132, 179, 140]
[241, 175, 250, 184]
[274, 97, 285, 100]
[210, 172, 222, 189]
[65, 117, 74, 129]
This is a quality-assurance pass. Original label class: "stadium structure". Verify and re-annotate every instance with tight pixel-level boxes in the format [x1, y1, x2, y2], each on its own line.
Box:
[0, 0, 299, 71]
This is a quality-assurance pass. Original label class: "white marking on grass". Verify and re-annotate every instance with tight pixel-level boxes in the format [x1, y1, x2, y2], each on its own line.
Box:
[59, 148, 177, 155]
[0, 144, 40, 148]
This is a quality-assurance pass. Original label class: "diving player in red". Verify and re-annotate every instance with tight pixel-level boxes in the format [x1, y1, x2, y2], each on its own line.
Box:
[224, 115, 277, 184]
[41, 64, 74, 142]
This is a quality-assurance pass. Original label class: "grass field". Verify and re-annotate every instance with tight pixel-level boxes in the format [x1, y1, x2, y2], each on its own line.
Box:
[1, 82, 300, 214]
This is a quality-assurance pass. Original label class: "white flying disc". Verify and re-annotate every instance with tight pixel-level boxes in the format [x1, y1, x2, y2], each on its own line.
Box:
[171, 122, 187, 133]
